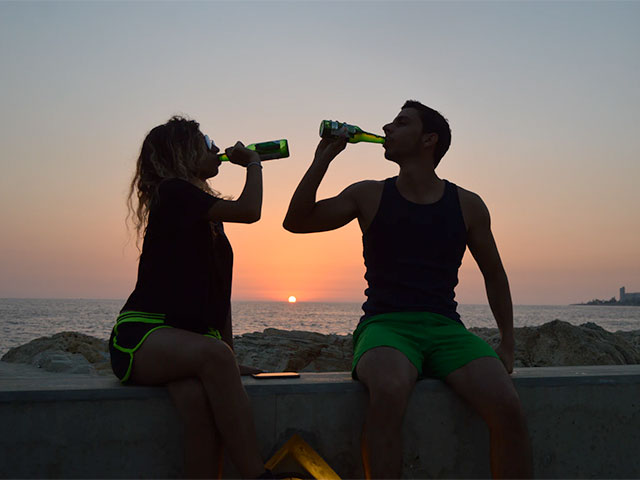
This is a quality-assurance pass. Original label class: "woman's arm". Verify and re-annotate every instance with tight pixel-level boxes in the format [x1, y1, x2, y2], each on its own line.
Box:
[207, 143, 263, 224]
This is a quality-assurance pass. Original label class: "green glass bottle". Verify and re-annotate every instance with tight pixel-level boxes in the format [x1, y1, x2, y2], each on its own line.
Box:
[319, 120, 385, 144]
[218, 139, 290, 162]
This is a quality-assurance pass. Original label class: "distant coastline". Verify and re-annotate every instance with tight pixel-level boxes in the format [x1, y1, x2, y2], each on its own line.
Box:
[573, 286, 640, 306]
[573, 298, 640, 306]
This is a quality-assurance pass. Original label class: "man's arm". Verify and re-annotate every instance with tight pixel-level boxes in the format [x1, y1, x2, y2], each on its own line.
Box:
[462, 190, 515, 373]
[283, 136, 363, 233]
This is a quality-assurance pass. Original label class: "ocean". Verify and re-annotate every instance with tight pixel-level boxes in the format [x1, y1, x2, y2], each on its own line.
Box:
[1, 298, 639, 357]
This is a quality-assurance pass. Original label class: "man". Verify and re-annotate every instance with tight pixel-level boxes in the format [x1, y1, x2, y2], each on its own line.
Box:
[283, 100, 533, 478]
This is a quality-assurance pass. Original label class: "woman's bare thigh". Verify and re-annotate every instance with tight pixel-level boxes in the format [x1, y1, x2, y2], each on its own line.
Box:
[130, 327, 235, 386]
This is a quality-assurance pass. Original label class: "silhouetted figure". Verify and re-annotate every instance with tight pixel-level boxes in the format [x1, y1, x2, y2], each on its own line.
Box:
[109, 116, 270, 479]
[284, 101, 533, 479]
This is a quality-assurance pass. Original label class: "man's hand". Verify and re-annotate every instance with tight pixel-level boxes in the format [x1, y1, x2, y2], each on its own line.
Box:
[314, 135, 348, 164]
[226, 141, 261, 167]
[495, 339, 515, 374]
[238, 364, 263, 376]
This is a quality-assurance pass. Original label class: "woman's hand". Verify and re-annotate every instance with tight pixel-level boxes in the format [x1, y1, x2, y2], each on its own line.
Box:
[238, 364, 264, 376]
[225, 141, 261, 167]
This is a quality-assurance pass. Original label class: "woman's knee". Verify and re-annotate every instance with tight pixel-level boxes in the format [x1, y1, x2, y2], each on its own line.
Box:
[194, 339, 238, 379]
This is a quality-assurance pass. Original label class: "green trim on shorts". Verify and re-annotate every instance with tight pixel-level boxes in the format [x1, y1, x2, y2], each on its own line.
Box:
[111, 311, 171, 384]
[352, 311, 499, 380]
[205, 326, 222, 340]
[111, 311, 221, 384]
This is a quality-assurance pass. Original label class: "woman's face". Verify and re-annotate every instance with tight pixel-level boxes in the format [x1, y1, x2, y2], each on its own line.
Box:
[196, 133, 222, 179]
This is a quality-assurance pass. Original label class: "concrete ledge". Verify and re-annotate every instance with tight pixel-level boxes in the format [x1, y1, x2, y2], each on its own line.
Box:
[1, 366, 639, 478]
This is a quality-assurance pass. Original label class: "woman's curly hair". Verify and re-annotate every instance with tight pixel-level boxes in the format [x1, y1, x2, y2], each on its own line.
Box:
[127, 116, 218, 241]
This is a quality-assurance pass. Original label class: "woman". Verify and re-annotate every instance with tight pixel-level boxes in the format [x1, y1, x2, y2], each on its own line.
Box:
[109, 116, 270, 478]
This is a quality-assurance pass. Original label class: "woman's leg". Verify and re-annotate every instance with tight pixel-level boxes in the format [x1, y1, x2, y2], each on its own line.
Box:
[131, 327, 264, 479]
[167, 378, 222, 479]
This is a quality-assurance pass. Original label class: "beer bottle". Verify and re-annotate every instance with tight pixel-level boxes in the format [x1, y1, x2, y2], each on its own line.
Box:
[319, 120, 385, 144]
[218, 139, 290, 162]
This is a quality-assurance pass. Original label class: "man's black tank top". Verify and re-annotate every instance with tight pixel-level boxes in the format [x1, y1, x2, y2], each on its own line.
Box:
[361, 177, 467, 324]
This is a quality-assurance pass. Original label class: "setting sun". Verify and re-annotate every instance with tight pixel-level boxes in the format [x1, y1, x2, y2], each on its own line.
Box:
[288, 296, 297, 303]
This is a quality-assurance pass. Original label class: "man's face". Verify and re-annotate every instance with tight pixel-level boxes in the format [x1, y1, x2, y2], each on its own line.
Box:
[382, 108, 425, 161]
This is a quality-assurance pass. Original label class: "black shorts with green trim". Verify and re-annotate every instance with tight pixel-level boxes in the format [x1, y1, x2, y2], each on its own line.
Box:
[108, 311, 221, 384]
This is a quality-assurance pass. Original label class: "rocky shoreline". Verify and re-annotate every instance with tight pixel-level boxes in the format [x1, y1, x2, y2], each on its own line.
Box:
[2, 320, 639, 377]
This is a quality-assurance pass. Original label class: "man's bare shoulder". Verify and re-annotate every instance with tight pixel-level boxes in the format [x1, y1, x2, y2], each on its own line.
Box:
[455, 184, 490, 227]
[347, 179, 385, 191]
[456, 185, 487, 208]
[344, 179, 385, 200]
[343, 180, 386, 231]
[455, 184, 481, 202]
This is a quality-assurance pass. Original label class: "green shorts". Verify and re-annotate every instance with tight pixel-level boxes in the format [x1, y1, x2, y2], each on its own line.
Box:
[352, 311, 498, 380]
[108, 311, 222, 384]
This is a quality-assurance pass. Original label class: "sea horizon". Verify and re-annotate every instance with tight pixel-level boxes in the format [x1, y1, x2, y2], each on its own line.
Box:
[0, 296, 618, 307]
[2, 298, 640, 357]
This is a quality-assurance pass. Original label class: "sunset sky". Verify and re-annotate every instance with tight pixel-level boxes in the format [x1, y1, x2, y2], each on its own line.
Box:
[1, 1, 639, 305]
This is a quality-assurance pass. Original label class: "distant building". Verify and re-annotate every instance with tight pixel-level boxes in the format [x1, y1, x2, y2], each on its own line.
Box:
[619, 286, 640, 303]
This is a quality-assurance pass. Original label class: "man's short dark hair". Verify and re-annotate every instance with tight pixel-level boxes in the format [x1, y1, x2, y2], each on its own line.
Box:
[402, 100, 451, 166]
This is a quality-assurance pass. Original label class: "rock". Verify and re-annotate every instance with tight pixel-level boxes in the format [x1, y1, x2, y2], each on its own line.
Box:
[233, 328, 353, 372]
[1, 331, 110, 375]
[2, 321, 639, 376]
[470, 320, 640, 367]
[621, 329, 640, 351]
[32, 351, 95, 374]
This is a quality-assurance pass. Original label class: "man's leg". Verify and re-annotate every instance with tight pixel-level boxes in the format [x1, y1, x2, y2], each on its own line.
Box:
[445, 357, 533, 479]
[356, 347, 418, 479]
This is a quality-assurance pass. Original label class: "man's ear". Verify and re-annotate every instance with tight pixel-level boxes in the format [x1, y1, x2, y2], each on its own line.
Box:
[422, 132, 438, 148]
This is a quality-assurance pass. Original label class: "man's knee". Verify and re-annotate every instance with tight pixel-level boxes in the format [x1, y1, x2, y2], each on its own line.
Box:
[357, 347, 418, 410]
[372, 382, 414, 414]
[362, 370, 416, 414]
[486, 388, 526, 428]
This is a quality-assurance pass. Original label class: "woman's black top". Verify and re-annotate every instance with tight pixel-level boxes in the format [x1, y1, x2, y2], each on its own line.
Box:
[361, 177, 467, 324]
[121, 178, 233, 333]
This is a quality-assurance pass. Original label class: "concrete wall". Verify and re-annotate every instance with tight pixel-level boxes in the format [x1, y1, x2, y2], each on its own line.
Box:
[1, 365, 639, 479]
